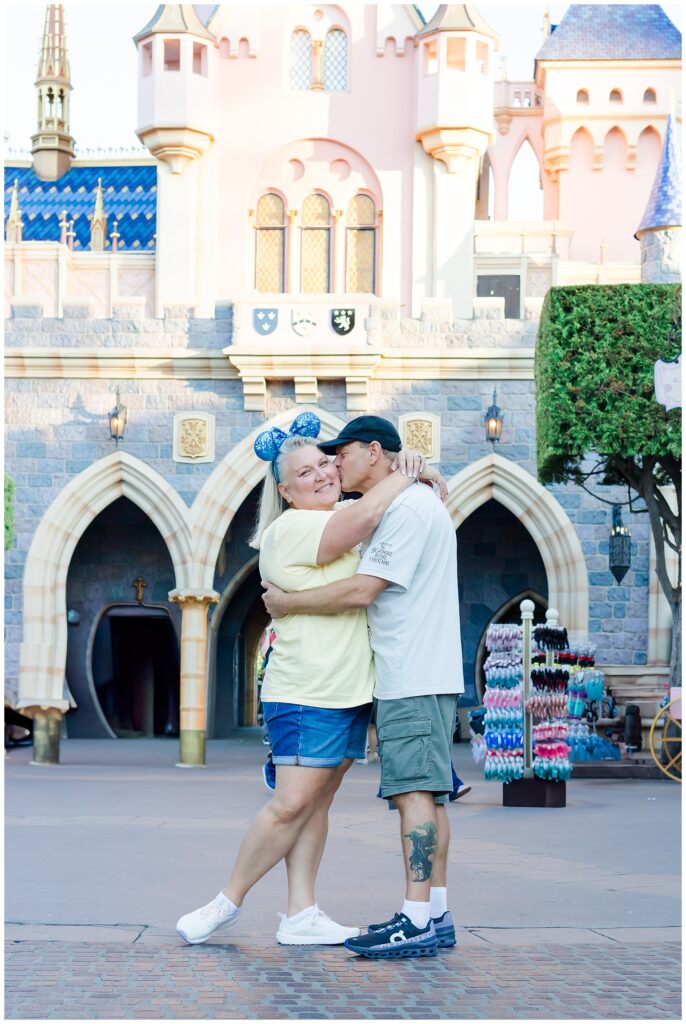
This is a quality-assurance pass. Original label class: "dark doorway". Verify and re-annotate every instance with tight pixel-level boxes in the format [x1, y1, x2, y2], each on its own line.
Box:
[213, 571, 269, 736]
[477, 274, 521, 318]
[457, 500, 548, 704]
[92, 607, 180, 737]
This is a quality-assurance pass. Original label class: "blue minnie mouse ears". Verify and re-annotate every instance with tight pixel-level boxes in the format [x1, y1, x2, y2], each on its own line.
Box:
[254, 412, 321, 483]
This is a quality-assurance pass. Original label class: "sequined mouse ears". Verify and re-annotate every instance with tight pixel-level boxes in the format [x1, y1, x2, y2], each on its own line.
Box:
[253, 412, 321, 464]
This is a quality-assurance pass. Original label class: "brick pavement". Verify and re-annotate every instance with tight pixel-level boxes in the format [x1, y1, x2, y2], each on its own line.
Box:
[5, 938, 682, 1020]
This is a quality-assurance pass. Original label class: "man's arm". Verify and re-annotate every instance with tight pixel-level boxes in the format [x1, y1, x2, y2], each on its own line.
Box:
[262, 574, 388, 617]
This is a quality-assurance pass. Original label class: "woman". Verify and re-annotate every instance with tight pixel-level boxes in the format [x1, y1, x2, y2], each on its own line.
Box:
[177, 413, 440, 947]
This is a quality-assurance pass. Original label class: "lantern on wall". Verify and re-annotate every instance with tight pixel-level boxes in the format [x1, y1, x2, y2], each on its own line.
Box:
[109, 387, 127, 445]
[484, 388, 503, 447]
[609, 504, 631, 584]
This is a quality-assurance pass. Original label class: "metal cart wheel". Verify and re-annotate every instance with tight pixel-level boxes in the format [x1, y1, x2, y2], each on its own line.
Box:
[648, 700, 682, 782]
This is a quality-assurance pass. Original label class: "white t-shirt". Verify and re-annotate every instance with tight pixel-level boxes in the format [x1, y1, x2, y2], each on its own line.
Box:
[357, 483, 465, 701]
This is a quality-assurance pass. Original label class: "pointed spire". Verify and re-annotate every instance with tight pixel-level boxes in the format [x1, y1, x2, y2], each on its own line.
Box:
[32, 5, 75, 179]
[37, 4, 70, 82]
[90, 178, 108, 251]
[6, 180, 23, 242]
[635, 115, 682, 238]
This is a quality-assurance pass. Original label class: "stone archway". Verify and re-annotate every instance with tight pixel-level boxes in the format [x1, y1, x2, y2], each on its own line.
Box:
[190, 407, 347, 591]
[17, 451, 193, 714]
[445, 453, 589, 637]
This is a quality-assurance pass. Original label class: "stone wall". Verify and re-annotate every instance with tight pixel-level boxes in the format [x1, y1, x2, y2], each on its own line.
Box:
[4, 303, 655, 708]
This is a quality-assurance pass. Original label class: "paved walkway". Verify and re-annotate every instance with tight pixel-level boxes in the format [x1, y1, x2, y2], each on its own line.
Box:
[5, 736, 682, 1020]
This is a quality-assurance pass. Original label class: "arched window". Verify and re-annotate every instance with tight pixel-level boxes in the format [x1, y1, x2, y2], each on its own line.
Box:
[603, 127, 627, 171]
[323, 29, 348, 90]
[346, 194, 377, 293]
[508, 140, 543, 221]
[255, 193, 285, 293]
[301, 194, 331, 293]
[609, 88, 622, 103]
[290, 29, 312, 90]
[576, 89, 589, 104]
[644, 88, 657, 104]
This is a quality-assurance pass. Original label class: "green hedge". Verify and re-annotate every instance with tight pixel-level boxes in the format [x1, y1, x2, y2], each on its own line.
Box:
[5, 474, 15, 551]
[536, 283, 681, 483]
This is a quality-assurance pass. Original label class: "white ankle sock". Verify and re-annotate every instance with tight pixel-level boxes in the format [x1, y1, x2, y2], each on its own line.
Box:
[215, 892, 239, 914]
[429, 887, 448, 919]
[287, 903, 317, 924]
[401, 899, 430, 929]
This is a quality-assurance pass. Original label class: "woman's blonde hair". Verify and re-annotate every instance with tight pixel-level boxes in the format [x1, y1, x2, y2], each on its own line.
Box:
[249, 435, 322, 549]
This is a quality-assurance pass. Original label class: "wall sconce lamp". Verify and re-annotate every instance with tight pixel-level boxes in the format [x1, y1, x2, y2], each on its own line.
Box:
[484, 388, 504, 447]
[609, 504, 631, 584]
[109, 387, 127, 445]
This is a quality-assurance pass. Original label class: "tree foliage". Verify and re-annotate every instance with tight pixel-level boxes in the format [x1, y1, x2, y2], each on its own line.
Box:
[536, 283, 682, 684]
[536, 284, 681, 484]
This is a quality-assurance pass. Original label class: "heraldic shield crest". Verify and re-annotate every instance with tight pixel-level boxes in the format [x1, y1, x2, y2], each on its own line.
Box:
[331, 308, 355, 335]
[292, 308, 317, 336]
[253, 308, 278, 335]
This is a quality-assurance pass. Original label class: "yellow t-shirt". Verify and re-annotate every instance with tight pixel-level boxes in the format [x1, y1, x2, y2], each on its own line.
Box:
[259, 508, 374, 709]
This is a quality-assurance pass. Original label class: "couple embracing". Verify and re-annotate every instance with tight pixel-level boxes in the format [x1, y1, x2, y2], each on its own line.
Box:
[177, 413, 464, 959]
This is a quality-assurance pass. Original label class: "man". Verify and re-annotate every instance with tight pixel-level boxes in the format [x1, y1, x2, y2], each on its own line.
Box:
[262, 415, 464, 959]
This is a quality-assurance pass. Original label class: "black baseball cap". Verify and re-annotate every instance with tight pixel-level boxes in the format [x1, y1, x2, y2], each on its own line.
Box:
[318, 415, 402, 453]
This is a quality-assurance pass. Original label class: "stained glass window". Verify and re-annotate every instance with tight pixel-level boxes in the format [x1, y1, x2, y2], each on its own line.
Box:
[290, 30, 312, 90]
[346, 195, 376, 293]
[323, 29, 348, 91]
[255, 193, 285, 293]
[301, 194, 331, 293]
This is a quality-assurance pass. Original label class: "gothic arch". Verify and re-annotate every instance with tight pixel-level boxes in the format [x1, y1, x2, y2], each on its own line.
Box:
[191, 407, 347, 591]
[17, 452, 193, 712]
[445, 454, 589, 636]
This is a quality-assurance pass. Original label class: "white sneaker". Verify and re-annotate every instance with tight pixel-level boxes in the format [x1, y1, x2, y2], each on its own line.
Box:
[176, 893, 240, 944]
[276, 905, 360, 945]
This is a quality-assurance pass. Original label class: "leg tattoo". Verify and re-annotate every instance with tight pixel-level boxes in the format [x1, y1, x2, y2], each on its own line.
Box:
[403, 821, 437, 882]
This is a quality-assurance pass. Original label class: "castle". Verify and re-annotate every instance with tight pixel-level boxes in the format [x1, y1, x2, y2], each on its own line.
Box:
[4, 4, 681, 765]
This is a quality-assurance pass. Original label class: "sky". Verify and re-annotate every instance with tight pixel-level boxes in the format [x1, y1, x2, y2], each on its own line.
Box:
[5, 2, 680, 153]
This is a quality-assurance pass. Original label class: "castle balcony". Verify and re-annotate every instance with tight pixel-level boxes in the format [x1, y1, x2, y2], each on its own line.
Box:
[494, 80, 543, 112]
[4, 241, 156, 319]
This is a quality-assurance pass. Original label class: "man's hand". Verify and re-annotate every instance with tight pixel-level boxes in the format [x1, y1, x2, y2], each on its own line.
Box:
[262, 581, 291, 618]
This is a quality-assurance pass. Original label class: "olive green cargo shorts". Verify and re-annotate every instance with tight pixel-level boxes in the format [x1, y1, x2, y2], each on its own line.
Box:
[375, 693, 458, 805]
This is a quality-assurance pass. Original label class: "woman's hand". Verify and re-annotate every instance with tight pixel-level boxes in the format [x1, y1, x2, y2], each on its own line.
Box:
[419, 465, 449, 502]
[394, 449, 426, 479]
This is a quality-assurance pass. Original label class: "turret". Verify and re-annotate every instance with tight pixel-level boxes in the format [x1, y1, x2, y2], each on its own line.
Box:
[416, 5, 497, 172]
[134, 5, 218, 174]
[635, 114, 681, 283]
[31, 4, 75, 181]
[414, 6, 498, 318]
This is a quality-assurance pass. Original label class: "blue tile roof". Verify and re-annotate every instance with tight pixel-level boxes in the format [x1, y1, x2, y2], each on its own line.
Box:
[4, 164, 157, 250]
[635, 114, 681, 236]
[536, 5, 682, 61]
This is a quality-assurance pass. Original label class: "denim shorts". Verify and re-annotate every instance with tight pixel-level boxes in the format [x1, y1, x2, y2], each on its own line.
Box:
[263, 701, 373, 768]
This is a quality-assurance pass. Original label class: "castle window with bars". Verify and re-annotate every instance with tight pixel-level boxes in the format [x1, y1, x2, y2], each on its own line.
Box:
[255, 193, 285, 293]
[301, 194, 331, 293]
[346, 194, 377, 294]
[290, 29, 312, 90]
[323, 29, 348, 91]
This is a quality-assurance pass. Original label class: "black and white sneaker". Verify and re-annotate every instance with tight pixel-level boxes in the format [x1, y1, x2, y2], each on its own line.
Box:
[369, 910, 456, 948]
[344, 914, 437, 959]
